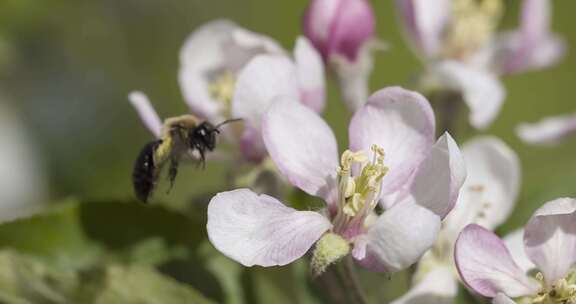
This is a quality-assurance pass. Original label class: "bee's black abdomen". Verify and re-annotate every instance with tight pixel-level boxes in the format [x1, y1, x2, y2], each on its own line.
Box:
[132, 140, 162, 203]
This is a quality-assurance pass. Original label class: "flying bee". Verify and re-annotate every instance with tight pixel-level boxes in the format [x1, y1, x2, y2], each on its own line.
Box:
[132, 115, 241, 203]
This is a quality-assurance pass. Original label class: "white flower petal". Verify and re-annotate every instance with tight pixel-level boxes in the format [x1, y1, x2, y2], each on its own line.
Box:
[294, 36, 326, 113]
[434, 61, 505, 130]
[232, 55, 300, 130]
[516, 113, 576, 145]
[455, 224, 540, 298]
[331, 42, 375, 111]
[492, 293, 516, 304]
[390, 266, 457, 304]
[444, 136, 520, 238]
[407, 132, 466, 219]
[524, 198, 576, 286]
[503, 229, 535, 274]
[360, 201, 441, 272]
[262, 97, 339, 203]
[396, 0, 451, 58]
[128, 91, 162, 138]
[226, 27, 285, 70]
[207, 189, 332, 267]
[349, 86, 436, 195]
[178, 20, 284, 120]
[178, 20, 238, 120]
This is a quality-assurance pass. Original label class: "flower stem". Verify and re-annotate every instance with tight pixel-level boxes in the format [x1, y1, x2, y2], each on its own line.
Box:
[337, 256, 368, 304]
[433, 90, 463, 136]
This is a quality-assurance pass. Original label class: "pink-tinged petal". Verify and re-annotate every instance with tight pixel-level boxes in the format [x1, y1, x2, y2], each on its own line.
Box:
[232, 55, 300, 130]
[407, 133, 466, 219]
[497, 31, 566, 75]
[396, 0, 450, 59]
[497, 0, 565, 74]
[455, 224, 540, 298]
[525, 34, 566, 71]
[524, 198, 576, 286]
[390, 266, 457, 304]
[492, 293, 516, 304]
[294, 36, 326, 113]
[516, 113, 576, 145]
[503, 229, 535, 274]
[239, 126, 267, 163]
[262, 97, 339, 202]
[434, 61, 505, 129]
[444, 136, 521, 238]
[358, 201, 441, 272]
[521, 0, 550, 43]
[128, 91, 162, 138]
[349, 86, 436, 195]
[207, 189, 332, 267]
[303, 0, 375, 62]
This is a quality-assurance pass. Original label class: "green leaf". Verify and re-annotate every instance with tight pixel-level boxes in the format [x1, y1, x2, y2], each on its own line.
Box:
[0, 199, 100, 270]
[0, 250, 79, 304]
[94, 265, 216, 304]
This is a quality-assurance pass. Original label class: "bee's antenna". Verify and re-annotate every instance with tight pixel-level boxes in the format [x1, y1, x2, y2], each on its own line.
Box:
[214, 118, 243, 130]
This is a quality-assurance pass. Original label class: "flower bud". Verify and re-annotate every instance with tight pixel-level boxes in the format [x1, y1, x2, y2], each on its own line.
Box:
[303, 0, 375, 62]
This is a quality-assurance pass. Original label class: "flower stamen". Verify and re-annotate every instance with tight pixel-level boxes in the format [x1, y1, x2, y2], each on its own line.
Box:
[334, 145, 388, 236]
[208, 71, 236, 114]
[442, 0, 503, 61]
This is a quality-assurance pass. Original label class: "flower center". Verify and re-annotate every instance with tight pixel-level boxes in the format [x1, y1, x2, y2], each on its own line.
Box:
[442, 0, 503, 61]
[208, 71, 236, 115]
[520, 271, 576, 304]
[333, 145, 388, 237]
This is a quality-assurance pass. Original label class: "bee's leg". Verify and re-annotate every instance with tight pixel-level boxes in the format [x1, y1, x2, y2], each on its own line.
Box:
[198, 147, 206, 169]
[167, 157, 179, 193]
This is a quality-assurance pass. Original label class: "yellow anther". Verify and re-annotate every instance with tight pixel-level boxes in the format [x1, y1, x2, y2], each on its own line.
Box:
[343, 193, 363, 217]
[343, 178, 356, 199]
[339, 150, 368, 175]
[371, 144, 386, 163]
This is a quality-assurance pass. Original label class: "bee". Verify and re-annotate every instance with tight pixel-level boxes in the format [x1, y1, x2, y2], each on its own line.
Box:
[132, 115, 240, 203]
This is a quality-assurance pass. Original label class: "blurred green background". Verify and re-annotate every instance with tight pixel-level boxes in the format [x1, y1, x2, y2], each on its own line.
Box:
[0, 0, 574, 303]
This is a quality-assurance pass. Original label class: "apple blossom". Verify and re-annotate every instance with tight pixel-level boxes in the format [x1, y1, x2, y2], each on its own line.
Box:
[455, 198, 576, 304]
[397, 0, 565, 129]
[207, 87, 466, 275]
[129, 20, 325, 162]
[391, 136, 520, 304]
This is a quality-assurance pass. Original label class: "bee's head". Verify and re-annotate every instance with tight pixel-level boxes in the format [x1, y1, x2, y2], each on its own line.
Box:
[190, 121, 218, 151]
